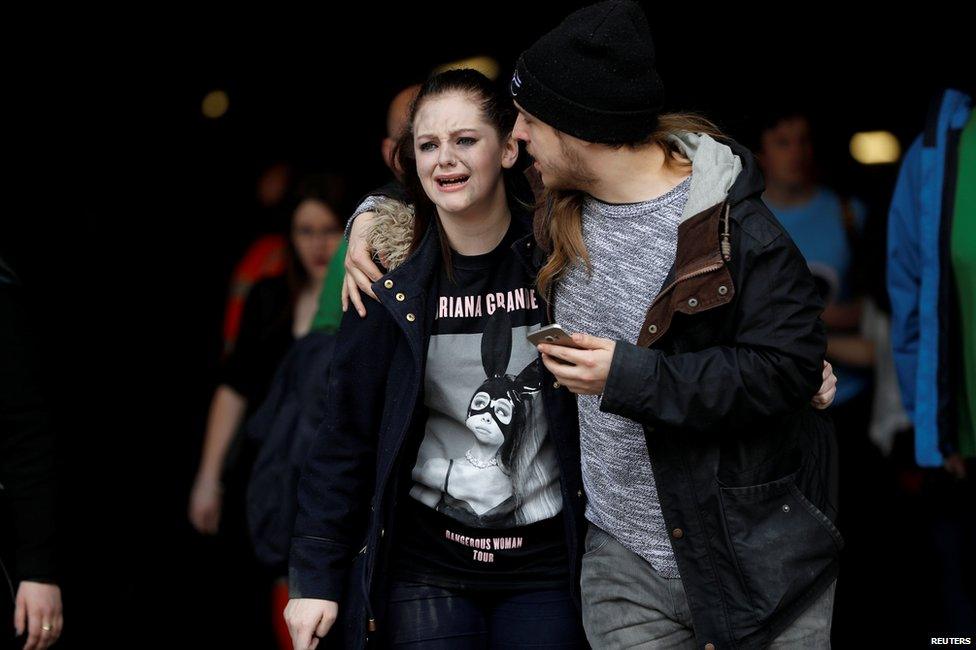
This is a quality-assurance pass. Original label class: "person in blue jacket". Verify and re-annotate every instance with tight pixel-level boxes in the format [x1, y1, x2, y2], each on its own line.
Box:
[887, 87, 974, 473]
[887, 84, 976, 637]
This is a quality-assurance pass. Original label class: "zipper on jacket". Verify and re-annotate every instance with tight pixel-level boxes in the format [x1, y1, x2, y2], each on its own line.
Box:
[721, 203, 732, 261]
[358, 536, 376, 634]
[647, 202, 731, 312]
[545, 282, 556, 325]
[648, 261, 725, 311]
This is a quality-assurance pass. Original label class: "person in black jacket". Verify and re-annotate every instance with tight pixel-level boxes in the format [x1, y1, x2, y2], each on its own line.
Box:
[510, 3, 840, 648]
[0, 261, 62, 650]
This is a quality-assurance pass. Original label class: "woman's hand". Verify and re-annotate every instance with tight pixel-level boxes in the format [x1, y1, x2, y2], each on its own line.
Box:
[14, 581, 62, 650]
[188, 475, 222, 535]
[810, 361, 837, 410]
[284, 598, 339, 650]
[341, 212, 382, 318]
[538, 333, 617, 396]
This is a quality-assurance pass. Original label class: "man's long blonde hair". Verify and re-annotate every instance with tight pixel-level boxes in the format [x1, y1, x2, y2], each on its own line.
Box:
[534, 113, 726, 300]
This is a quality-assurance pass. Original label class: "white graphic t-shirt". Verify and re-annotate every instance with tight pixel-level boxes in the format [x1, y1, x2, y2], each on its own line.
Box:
[393, 219, 567, 589]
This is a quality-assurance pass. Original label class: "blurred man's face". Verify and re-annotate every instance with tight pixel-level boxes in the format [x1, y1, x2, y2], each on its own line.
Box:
[383, 84, 422, 176]
[759, 116, 815, 189]
[257, 162, 291, 206]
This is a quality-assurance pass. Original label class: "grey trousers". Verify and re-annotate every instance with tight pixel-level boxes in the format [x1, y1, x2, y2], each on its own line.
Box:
[581, 524, 836, 649]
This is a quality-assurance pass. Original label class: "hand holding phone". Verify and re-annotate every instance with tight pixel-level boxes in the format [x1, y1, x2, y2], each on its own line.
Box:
[531, 328, 617, 395]
[526, 324, 583, 349]
[527, 325, 583, 366]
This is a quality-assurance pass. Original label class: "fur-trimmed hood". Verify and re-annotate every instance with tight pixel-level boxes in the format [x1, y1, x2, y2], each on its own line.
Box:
[364, 196, 416, 271]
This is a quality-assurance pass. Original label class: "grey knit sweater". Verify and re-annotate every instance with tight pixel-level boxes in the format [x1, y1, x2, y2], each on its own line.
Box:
[555, 175, 692, 578]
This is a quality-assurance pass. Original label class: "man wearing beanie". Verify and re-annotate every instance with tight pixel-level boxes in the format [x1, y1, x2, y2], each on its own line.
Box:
[340, 2, 841, 647]
[513, 2, 840, 648]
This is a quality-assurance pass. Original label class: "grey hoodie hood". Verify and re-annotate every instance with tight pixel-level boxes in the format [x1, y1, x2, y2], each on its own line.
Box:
[667, 131, 743, 223]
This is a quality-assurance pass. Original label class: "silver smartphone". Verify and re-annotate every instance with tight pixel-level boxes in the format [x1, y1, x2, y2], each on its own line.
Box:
[526, 324, 584, 349]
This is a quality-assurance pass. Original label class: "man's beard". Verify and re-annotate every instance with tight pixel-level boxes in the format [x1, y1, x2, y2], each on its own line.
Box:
[542, 138, 597, 191]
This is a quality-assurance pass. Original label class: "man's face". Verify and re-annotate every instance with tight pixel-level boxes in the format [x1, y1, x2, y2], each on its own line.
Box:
[513, 105, 595, 190]
[759, 115, 815, 189]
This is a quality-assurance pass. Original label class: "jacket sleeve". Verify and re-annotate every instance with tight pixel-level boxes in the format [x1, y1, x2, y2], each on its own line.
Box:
[288, 303, 397, 601]
[885, 134, 924, 421]
[600, 223, 826, 432]
[0, 280, 58, 584]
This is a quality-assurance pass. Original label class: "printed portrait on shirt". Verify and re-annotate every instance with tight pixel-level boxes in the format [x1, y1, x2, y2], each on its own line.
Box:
[411, 303, 562, 529]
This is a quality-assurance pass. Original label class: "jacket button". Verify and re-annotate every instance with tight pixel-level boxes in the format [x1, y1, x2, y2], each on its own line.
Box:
[553, 381, 560, 389]
[577, 490, 583, 498]
[782, 504, 790, 513]
[380, 528, 385, 538]
[718, 285, 728, 295]
[687, 297, 699, 308]
[395, 292, 405, 302]
[671, 528, 684, 539]
[647, 324, 658, 334]
[406, 313, 416, 322]
[705, 644, 715, 650]
[384, 279, 394, 289]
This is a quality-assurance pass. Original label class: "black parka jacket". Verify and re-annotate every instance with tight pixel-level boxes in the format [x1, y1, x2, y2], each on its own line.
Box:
[526, 133, 841, 650]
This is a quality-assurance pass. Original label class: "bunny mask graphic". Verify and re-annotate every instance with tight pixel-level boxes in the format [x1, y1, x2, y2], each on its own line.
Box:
[394, 219, 568, 586]
[409, 221, 562, 528]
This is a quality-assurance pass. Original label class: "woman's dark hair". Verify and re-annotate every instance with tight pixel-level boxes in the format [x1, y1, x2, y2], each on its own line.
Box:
[393, 68, 523, 279]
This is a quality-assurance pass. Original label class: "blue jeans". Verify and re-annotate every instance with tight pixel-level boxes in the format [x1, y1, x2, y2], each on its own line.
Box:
[383, 580, 588, 648]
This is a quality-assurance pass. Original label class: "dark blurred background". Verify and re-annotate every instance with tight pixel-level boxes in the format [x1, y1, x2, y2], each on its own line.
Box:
[2, 4, 972, 647]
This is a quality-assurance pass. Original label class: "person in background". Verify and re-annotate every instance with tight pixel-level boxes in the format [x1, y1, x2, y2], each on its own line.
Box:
[887, 87, 975, 634]
[757, 109, 875, 428]
[0, 260, 63, 650]
[187, 189, 342, 647]
[189, 190, 343, 534]
[222, 161, 296, 354]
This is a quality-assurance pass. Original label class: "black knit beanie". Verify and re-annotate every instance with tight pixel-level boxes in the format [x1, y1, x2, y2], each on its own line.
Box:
[510, 0, 664, 144]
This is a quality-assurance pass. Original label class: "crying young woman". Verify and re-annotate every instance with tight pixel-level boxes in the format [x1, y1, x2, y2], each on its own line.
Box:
[284, 69, 590, 650]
